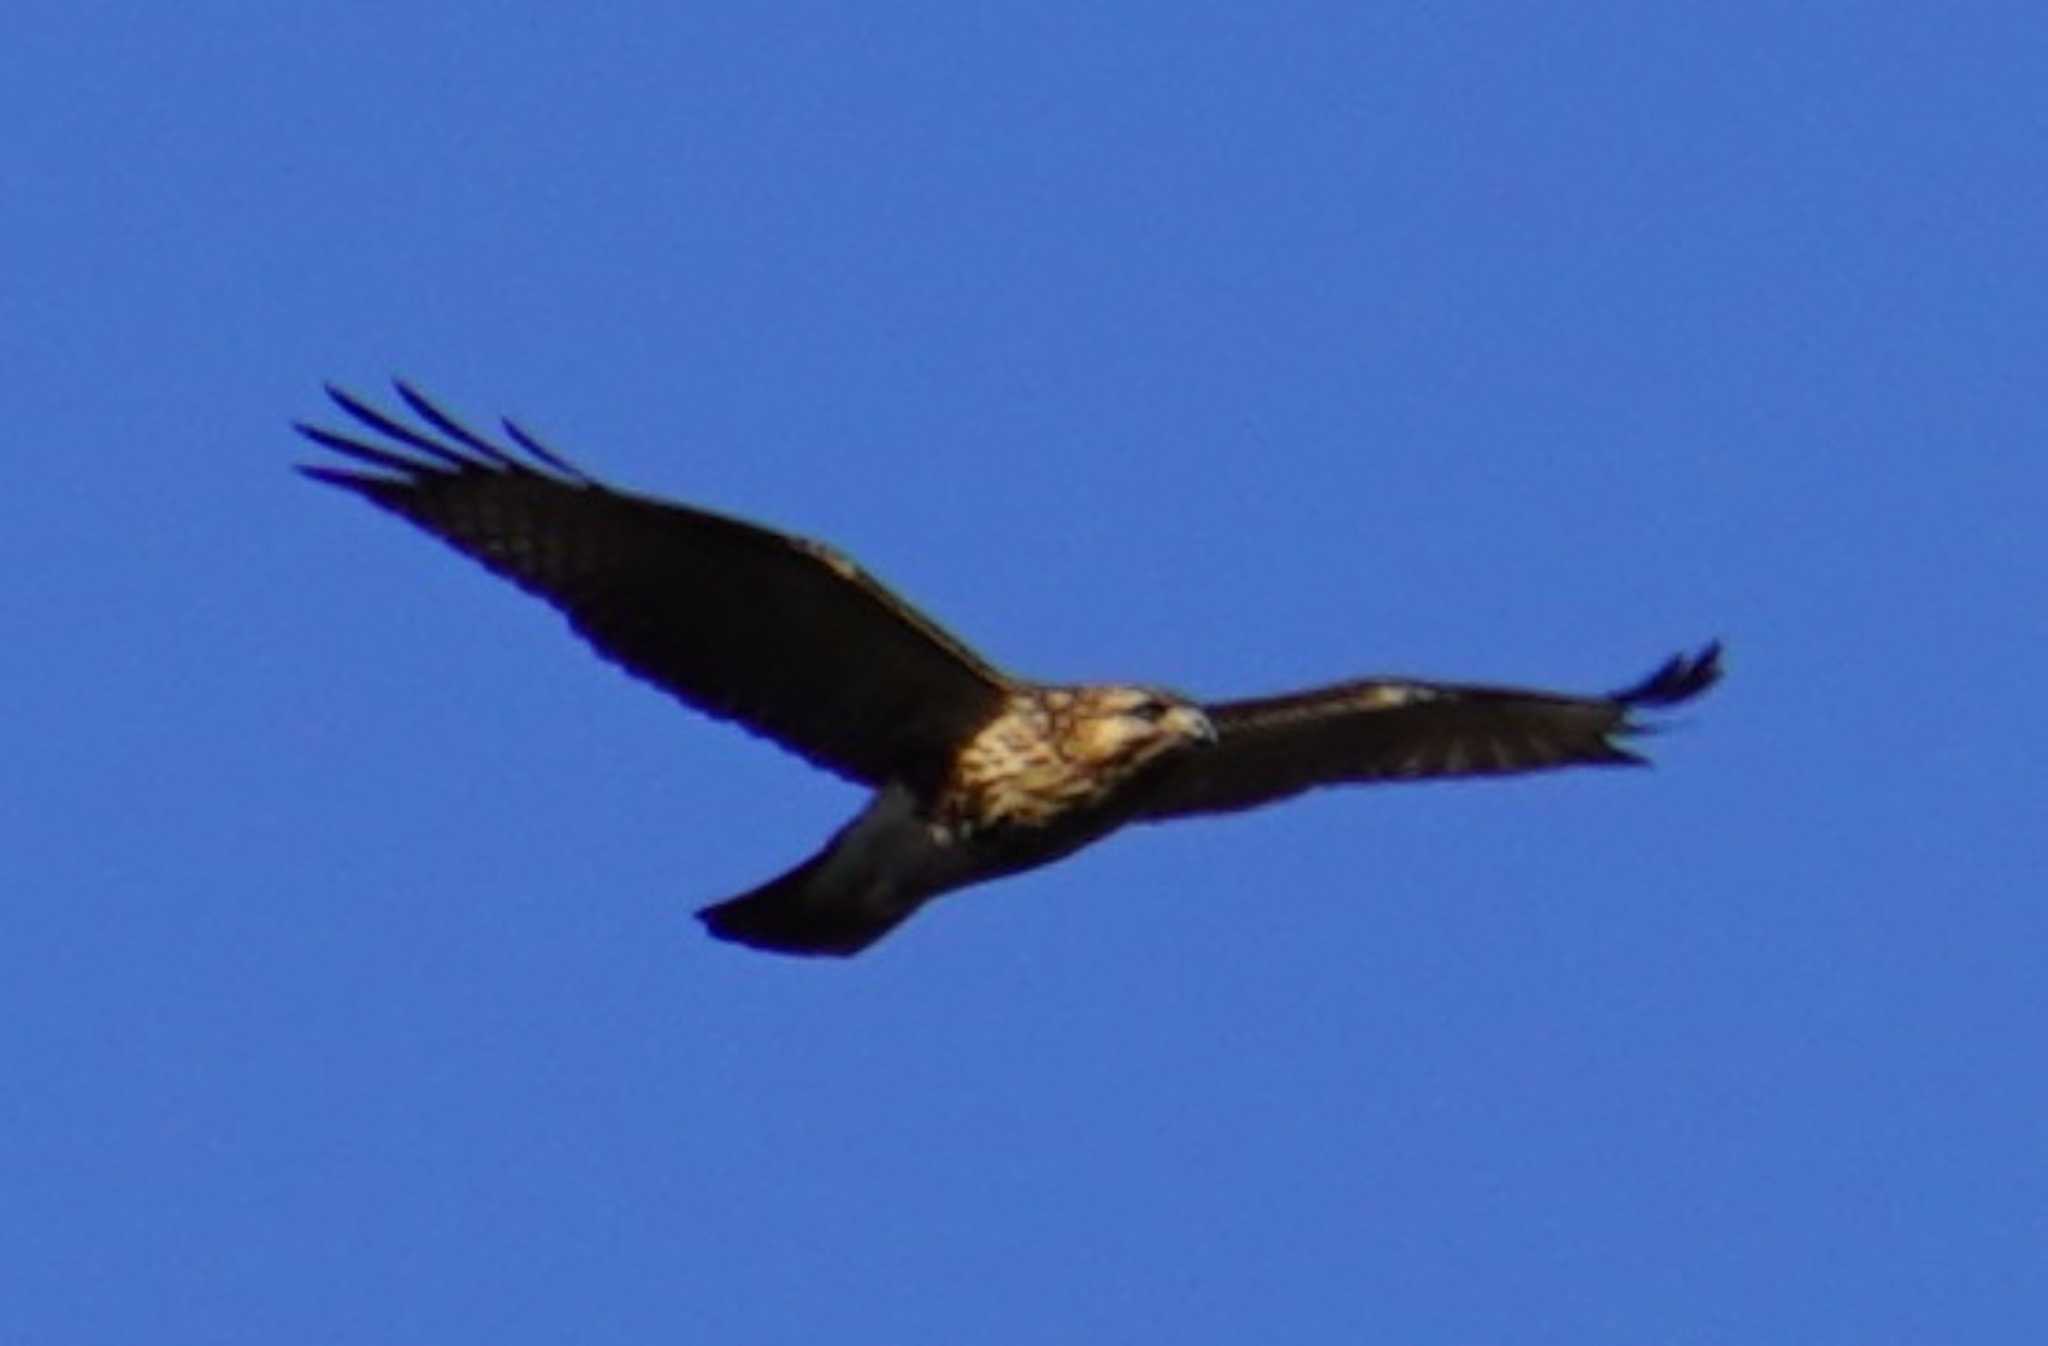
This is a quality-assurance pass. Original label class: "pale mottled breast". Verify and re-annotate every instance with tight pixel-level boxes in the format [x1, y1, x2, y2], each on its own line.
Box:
[938, 684, 1215, 836]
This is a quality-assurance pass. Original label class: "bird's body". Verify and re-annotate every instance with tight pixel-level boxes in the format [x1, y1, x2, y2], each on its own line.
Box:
[704, 687, 1218, 954]
[300, 384, 1721, 957]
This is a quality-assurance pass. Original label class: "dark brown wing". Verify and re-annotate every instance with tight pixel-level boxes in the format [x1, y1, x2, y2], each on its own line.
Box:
[297, 382, 1015, 789]
[1136, 644, 1721, 820]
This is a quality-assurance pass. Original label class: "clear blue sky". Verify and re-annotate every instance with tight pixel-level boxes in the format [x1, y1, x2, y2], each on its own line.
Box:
[7, 4, 2044, 1342]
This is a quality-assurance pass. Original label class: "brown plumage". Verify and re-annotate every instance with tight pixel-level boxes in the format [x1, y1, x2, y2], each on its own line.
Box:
[300, 383, 1722, 957]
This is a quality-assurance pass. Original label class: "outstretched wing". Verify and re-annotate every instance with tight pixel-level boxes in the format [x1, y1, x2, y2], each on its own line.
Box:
[1136, 644, 1722, 820]
[298, 382, 1014, 789]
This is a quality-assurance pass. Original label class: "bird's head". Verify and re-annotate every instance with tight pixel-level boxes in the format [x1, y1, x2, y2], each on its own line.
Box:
[1056, 685, 1217, 776]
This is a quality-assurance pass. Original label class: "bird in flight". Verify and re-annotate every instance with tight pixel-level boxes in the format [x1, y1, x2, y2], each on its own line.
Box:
[299, 383, 1722, 957]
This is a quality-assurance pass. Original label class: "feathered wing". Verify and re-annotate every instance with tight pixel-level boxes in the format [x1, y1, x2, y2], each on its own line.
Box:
[1135, 644, 1722, 820]
[297, 382, 1014, 789]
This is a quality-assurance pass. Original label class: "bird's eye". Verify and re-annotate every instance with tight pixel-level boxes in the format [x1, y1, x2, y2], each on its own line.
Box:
[1135, 699, 1172, 722]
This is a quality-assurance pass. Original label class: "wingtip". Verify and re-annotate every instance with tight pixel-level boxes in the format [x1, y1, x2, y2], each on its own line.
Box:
[322, 380, 372, 418]
[500, 416, 588, 479]
[1616, 640, 1724, 708]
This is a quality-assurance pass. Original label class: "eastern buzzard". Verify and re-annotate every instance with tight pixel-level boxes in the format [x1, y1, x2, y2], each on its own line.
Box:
[299, 384, 1722, 956]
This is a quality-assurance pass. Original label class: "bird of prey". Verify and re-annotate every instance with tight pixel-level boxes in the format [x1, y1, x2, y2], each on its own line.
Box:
[298, 383, 1722, 957]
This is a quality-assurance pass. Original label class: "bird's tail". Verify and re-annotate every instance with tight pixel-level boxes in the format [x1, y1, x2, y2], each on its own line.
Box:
[696, 848, 922, 958]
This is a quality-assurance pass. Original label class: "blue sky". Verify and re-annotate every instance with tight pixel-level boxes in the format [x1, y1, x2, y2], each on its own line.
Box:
[7, 4, 2045, 1342]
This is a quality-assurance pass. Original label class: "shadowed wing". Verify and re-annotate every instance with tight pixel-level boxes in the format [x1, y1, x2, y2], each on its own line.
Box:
[1137, 644, 1722, 820]
[297, 383, 1015, 789]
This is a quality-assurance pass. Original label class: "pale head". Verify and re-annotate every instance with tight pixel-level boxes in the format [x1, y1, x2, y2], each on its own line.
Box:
[1052, 684, 1217, 772]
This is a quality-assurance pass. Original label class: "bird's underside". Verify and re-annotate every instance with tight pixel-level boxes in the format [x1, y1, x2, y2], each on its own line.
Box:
[300, 382, 1723, 957]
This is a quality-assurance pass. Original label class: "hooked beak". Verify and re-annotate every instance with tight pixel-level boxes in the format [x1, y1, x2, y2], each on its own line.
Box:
[1169, 705, 1218, 746]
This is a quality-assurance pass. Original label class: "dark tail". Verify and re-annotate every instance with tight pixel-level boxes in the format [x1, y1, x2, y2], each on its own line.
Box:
[696, 851, 921, 958]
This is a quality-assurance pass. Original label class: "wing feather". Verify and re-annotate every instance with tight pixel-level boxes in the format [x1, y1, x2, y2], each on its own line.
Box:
[1137, 644, 1722, 820]
[298, 383, 1014, 789]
